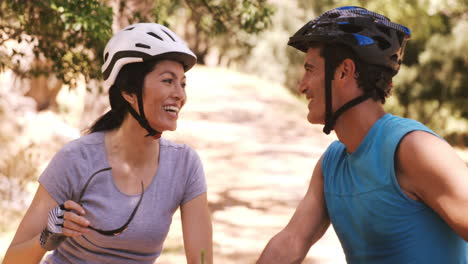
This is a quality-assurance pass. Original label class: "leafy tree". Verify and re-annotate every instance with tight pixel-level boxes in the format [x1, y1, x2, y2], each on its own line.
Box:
[394, 17, 468, 144]
[264, 0, 467, 145]
[0, 0, 274, 109]
[241, 1, 316, 89]
[0, 0, 113, 86]
[144, 0, 274, 65]
[378, 0, 468, 144]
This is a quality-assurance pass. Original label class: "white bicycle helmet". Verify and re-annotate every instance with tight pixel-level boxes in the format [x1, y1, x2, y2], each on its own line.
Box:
[101, 23, 197, 88]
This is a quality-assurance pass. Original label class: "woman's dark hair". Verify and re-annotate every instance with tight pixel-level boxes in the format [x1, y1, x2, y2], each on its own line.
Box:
[88, 60, 160, 134]
[318, 43, 394, 103]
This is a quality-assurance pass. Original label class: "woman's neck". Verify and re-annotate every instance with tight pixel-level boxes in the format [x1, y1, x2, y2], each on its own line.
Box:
[105, 116, 160, 167]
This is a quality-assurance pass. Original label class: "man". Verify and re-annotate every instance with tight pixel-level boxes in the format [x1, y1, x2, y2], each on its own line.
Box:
[257, 6, 468, 263]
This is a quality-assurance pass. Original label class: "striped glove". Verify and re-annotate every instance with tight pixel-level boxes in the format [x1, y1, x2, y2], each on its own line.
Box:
[39, 204, 67, 251]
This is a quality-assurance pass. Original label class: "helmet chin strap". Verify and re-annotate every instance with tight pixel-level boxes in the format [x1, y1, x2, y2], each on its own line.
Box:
[323, 51, 335, 135]
[322, 51, 371, 135]
[126, 94, 162, 139]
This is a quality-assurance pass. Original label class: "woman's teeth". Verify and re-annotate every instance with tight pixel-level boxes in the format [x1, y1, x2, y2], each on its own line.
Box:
[163, 105, 179, 113]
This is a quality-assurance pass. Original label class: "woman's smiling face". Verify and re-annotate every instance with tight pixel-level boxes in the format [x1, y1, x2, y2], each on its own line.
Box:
[140, 60, 187, 132]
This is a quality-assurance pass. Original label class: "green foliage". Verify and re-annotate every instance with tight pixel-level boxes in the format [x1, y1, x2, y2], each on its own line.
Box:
[244, 0, 467, 146]
[0, 0, 465, 145]
[183, 0, 273, 35]
[393, 17, 468, 143]
[0, 0, 113, 87]
[201, 248, 205, 264]
[0, 0, 273, 85]
[349, 0, 467, 145]
[410, 19, 466, 114]
[145, 0, 274, 64]
[241, 1, 312, 87]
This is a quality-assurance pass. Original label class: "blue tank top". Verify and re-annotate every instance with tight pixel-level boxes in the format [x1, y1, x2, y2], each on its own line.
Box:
[322, 113, 468, 263]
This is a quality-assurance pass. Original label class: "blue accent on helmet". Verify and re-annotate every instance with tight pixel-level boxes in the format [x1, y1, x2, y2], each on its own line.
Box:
[337, 21, 350, 24]
[336, 6, 360, 10]
[402, 26, 411, 35]
[352, 34, 374, 46]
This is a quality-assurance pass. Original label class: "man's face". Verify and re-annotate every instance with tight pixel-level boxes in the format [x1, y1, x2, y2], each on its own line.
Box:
[297, 47, 326, 125]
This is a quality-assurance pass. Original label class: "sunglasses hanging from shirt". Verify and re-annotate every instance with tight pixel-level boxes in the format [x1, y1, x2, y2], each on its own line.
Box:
[77, 167, 145, 236]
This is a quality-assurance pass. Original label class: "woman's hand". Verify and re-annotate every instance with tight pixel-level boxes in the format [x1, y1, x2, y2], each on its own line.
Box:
[39, 200, 91, 251]
[58, 200, 92, 236]
[4, 185, 90, 263]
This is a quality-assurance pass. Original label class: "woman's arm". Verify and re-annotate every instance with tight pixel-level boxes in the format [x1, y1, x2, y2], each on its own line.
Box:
[180, 193, 213, 264]
[3, 185, 91, 264]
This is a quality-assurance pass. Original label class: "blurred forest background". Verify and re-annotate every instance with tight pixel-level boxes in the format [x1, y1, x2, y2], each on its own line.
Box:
[0, 0, 467, 262]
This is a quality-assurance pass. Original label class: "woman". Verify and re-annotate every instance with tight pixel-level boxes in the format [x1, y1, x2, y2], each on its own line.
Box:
[4, 23, 213, 264]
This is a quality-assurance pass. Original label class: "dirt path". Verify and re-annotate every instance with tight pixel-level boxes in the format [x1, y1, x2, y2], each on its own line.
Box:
[160, 66, 345, 263]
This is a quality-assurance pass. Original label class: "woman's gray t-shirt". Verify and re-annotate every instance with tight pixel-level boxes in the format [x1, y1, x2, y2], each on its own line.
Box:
[39, 132, 207, 264]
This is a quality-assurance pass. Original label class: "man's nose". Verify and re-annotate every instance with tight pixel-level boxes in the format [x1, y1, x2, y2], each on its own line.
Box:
[297, 78, 308, 95]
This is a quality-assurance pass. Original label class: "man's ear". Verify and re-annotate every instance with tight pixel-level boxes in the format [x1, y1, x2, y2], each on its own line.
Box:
[121, 92, 136, 105]
[335, 58, 356, 80]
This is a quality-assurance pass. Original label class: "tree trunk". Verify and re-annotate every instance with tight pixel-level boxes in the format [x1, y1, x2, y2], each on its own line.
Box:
[108, 0, 155, 32]
[24, 59, 62, 111]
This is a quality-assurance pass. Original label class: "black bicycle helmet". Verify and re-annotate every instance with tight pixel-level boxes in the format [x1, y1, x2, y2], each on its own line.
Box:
[288, 6, 411, 134]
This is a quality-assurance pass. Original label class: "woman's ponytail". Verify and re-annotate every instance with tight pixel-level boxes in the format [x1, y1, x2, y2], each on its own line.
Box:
[87, 60, 159, 134]
[87, 84, 127, 133]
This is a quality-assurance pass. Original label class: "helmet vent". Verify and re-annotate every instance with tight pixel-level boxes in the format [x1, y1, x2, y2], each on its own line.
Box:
[338, 23, 363, 33]
[377, 25, 391, 37]
[104, 52, 109, 62]
[161, 29, 176, 41]
[372, 36, 391, 50]
[135, 43, 151, 49]
[125, 27, 135, 31]
[147, 32, 163, 41]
